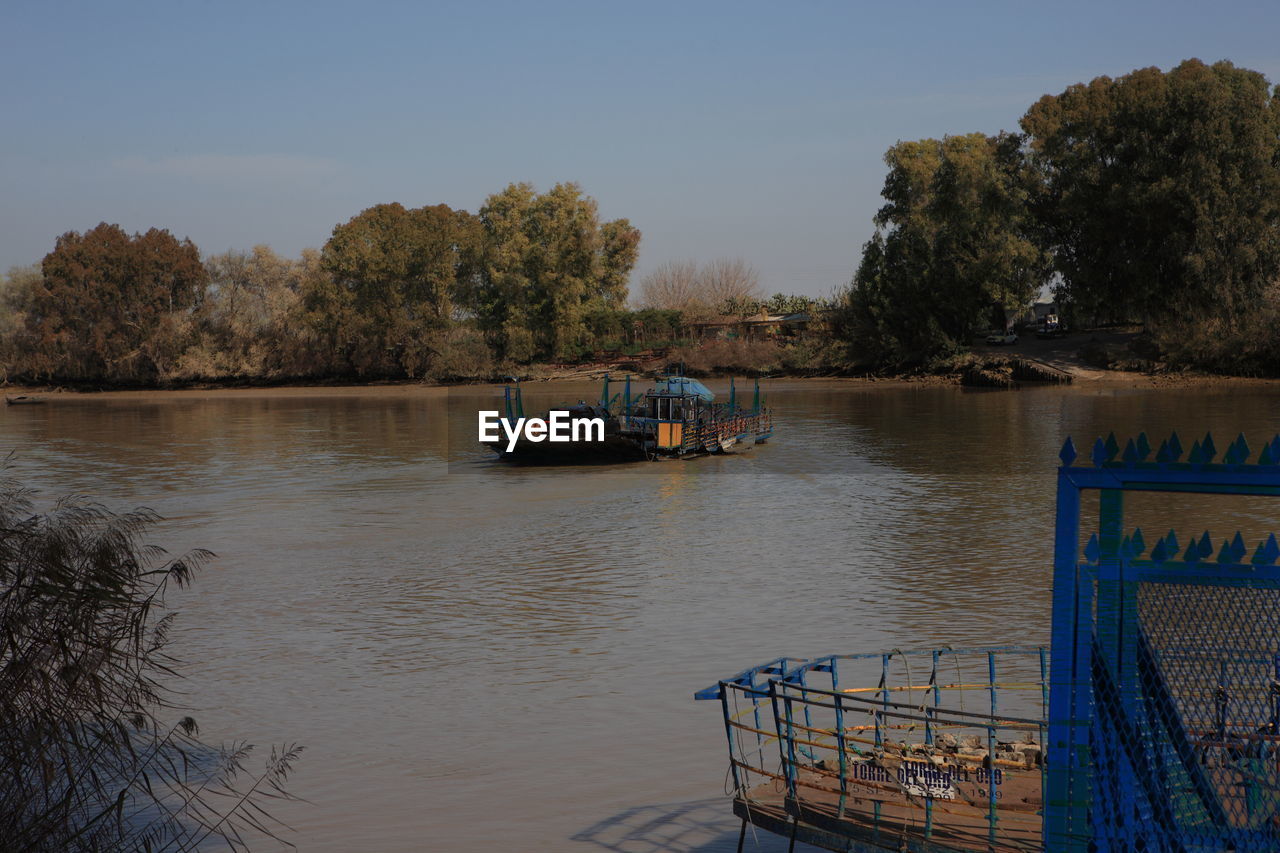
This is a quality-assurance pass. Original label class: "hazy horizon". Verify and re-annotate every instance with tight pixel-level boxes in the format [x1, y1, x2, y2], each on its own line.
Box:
[4, 1, 1278, 297]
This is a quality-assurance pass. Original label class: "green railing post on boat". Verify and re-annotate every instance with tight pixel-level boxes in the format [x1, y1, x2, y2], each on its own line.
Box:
[772, 681, 800, 805]
[875, 653, 889, 830]
[987, 724, 998, 843]
[718, 684, 742, 797]
[503, 386, 513, 421]
[728, 377, 736, 411]
[925, 650, 940, 840]
[600, 373, 610, 409]
[834, 690, 849, 819]
[752, 378, 760, 414]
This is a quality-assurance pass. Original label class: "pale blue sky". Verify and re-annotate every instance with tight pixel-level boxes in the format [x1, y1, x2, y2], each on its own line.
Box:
[3, 1, 1278, 298]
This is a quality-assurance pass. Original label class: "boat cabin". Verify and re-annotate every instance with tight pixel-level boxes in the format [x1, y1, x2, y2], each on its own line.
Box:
[645, 392, 706, 450]
[638, 377, 716, 451]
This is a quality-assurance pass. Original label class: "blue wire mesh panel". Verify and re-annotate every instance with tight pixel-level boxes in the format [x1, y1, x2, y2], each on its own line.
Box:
[697, 647, 1048, 852]
[1047, 432, 1280, 852]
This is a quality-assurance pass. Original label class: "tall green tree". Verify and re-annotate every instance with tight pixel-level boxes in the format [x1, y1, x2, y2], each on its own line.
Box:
[476, 182, 640, 361]
[1021, 59, 1280, 324]
[846, 133, 1048, 365]
[23, 224, 207, 383]
[317, 202, 482, 376]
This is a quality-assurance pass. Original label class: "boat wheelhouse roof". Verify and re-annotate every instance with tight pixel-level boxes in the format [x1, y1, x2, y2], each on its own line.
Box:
[651, 376, 714, 401]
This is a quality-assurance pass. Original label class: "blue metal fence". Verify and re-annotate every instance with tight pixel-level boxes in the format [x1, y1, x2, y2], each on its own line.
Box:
[1047, 431, 1280, 851]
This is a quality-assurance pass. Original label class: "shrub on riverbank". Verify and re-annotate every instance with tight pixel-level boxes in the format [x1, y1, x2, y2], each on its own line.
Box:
[0, 480, 299, 850]
[668, 339, 782, 376]
[1150, 290, 1280, 377]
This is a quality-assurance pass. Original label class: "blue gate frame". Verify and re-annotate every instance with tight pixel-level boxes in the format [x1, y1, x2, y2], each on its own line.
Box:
[1047, 431, 1280, 851]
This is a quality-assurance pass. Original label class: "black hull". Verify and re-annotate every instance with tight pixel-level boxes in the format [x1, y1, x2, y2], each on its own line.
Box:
[484, 434, 648, 465]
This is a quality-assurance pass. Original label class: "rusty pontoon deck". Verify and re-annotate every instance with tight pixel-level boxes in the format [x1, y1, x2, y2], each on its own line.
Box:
[696, 647, 1049, 852]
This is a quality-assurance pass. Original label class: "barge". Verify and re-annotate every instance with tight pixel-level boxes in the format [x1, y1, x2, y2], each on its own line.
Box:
[483, 373, 772, 463]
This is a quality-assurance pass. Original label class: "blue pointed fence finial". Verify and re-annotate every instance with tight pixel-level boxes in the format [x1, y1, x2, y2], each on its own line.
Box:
[1131, 528, 1146, 556]
[1189, 439, 1205, 464]
[1217, 539, 1233, 564]
[1261, 442, 1277, 466]
[1169, 431, 1184, 461]
[1227, 433, 1250, 464]
[1165, 529, 1179, 553]
[1156, 439, 1172, 463]
[1104, 432, 1120, 461]
[1084, 533, 1101, 563]
[1151, 539, 1169, 563]
[1184, 542, 1201, 563]
[1251, 536, 1279, 566]
[1231, 531, 1246, 562]
[1122, 439, 1139, 465]
[1200, 432, 1217, 463]
[1091, 438, 1109, 467]
[1264, 533, 1280, 566]
[1136, 432, 1151, 461]
[1198, 531, 1214, 558]
[1059, 437, 1077, 467]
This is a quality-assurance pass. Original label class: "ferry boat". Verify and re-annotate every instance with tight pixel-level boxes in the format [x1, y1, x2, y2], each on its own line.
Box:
[482, 373, 773, 463]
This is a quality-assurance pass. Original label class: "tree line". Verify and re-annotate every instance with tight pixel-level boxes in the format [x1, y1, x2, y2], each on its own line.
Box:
[0, 177, 826, 386]
[842, 58, 1280, 374]
[0, 182, 655, 385]
[5, 59, 1278, 386]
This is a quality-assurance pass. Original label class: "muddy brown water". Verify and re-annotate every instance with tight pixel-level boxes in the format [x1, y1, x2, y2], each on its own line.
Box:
[2, 380, 1278, 851]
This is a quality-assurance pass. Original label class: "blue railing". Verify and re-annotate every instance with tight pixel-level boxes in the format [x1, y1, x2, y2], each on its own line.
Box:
[697, 646, 1049, 852]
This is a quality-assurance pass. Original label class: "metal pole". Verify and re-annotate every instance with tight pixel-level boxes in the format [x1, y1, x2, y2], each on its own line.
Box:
[1045, 468, 1087, 851]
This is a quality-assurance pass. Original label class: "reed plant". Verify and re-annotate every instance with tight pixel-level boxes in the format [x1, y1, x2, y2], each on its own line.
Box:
[0, 478, 300, 851]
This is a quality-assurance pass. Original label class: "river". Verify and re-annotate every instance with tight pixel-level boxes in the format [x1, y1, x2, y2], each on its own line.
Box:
[3, 379, 1277, 851]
